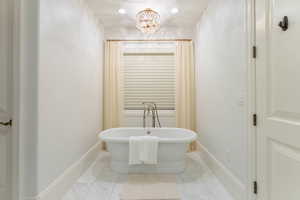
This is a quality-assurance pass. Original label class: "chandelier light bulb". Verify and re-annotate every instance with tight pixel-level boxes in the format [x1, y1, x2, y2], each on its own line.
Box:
[118, 8, 126, 14]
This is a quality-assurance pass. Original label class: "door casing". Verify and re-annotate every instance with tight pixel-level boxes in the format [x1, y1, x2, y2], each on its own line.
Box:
[245, 0, 257, 199]
[10, 0, 40, 199]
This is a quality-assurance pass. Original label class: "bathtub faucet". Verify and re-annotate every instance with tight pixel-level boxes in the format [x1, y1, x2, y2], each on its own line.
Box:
[142, 102, 162, 129]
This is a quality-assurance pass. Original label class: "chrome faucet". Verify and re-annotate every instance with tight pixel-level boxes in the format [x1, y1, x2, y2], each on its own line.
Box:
[142, 102, 161, 129]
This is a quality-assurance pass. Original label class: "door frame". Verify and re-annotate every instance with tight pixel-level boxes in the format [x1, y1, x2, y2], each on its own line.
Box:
[11, 0, 21, 199]
[11, 0, 39, 199]
[246, 0, 257, 199]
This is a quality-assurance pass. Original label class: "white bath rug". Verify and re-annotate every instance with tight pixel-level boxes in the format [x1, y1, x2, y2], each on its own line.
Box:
[119, 174, 181, 200]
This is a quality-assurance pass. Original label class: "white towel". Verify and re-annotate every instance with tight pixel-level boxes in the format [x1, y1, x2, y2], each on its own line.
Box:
[140, 136, 159, 164]
[129, 136, 143, 165]
[129, 136, 159, 165]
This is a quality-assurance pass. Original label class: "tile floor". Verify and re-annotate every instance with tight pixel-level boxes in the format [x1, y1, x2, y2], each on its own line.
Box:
[62, 152, 234, 200]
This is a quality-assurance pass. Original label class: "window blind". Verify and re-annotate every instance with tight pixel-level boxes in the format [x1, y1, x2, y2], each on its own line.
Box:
[123, 53, 175, 110]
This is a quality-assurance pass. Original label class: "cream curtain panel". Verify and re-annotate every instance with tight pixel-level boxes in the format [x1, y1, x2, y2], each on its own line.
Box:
[103, 41, 123, 129]
[175, 41, 196, 131]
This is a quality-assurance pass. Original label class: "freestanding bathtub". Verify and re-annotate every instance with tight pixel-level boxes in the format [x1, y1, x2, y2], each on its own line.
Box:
[98, 128, 197, 173]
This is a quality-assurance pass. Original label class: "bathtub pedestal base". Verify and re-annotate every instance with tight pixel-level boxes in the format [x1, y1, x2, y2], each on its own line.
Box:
[111, 160, 186, 174]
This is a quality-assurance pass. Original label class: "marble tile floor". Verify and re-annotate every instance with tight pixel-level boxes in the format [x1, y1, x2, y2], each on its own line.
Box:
[62, 152, 234, 200]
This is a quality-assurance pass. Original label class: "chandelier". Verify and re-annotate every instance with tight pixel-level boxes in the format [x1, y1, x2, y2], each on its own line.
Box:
[136, 8, 160, 34]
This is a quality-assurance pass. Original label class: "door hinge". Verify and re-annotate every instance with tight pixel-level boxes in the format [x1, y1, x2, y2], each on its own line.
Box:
[252, 46, 257, 58]
[253, 114, 257, 126]
[253, 181, 258, 194]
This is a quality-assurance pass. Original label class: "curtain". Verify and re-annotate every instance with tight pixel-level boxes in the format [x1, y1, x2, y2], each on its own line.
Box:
[103, 41, 123, 130]
[175, 41, 196, 132]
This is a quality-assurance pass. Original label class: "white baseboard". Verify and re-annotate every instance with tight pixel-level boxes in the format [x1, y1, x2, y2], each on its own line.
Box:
[196, 141, 247, 200]
[25, 142, 101, 200]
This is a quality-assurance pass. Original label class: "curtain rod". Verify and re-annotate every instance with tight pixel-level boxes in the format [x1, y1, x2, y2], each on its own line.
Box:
[106, 39, 192, 42]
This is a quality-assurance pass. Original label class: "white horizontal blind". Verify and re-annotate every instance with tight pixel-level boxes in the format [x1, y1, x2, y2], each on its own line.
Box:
[123, 52, 175, 110]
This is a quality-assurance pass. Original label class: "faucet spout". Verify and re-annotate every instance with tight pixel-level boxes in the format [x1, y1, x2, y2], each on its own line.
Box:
[142, 102, 161, 128]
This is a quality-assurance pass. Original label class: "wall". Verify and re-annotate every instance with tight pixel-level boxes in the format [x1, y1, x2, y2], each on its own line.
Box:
[194, 0, 247, 187]
[105, 27, 193, 40]
[37, 0, 104, 194]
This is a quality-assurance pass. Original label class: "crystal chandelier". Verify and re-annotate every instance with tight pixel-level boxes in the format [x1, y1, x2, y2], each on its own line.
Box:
[136, 8, 160, 34]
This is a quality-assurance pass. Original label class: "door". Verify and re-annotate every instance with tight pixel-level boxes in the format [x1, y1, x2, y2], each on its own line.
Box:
[256, 0, 300, 199]
[0, 0, 13, 199]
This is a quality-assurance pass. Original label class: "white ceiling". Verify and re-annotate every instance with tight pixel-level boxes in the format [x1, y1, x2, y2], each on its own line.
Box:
[85, 0, 208, 39]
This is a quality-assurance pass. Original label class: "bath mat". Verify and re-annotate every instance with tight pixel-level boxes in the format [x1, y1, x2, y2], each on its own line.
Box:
[119, 174, 181, 200]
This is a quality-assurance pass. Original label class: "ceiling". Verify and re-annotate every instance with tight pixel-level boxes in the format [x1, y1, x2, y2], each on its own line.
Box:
[85, 0, 208, 39]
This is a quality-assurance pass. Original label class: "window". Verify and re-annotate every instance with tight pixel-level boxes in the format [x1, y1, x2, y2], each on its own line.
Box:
[123, 52, 175, 110]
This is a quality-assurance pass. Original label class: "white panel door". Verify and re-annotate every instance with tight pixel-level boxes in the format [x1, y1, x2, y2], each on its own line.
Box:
[0, 0, 13, 199]
[256, 0, 300, 199]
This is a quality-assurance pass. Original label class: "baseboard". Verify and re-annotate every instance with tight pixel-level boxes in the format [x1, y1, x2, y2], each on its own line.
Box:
[196, 141, 247, 200]
[25, 142, 102, 200]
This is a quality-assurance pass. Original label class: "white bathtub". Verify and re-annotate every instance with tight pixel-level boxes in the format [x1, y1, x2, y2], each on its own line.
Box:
[98, 128, 197, 173]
